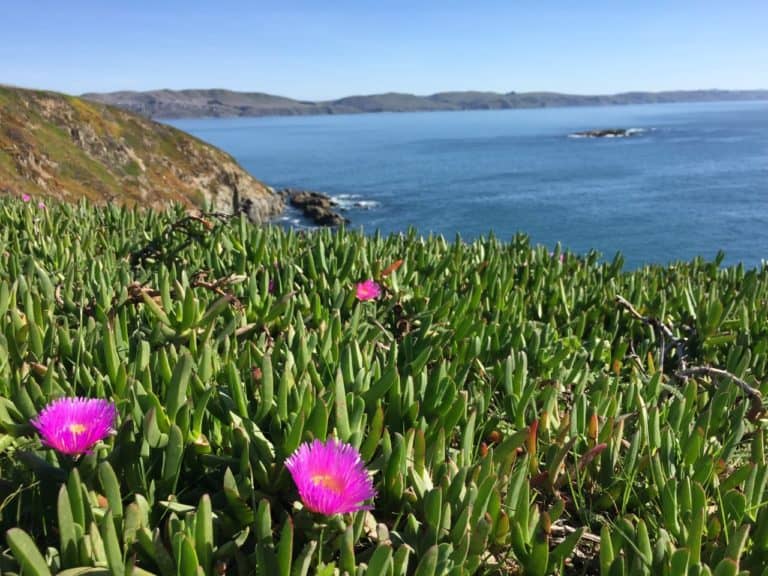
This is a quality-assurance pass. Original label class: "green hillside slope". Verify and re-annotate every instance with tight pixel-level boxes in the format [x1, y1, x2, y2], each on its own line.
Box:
[0, 85, 283, 220]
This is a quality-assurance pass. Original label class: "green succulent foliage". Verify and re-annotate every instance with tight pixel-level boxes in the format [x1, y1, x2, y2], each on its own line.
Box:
[0, 198, 767, 575]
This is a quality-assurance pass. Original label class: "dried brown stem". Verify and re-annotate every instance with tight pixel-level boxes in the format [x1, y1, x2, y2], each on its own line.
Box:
[676, 366, 763, 406]
[190, 271, 244, 309]
[129, 210, 235, 268]
[615, 294, 688, 371]
[616, 295, 764, 416]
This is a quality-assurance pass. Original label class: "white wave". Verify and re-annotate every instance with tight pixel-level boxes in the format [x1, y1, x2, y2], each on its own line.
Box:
[353, 200, 380, 209]
[331, 194, 380, 210]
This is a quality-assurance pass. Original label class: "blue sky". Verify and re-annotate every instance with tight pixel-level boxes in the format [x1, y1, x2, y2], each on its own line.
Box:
[3, 1, 766, 99]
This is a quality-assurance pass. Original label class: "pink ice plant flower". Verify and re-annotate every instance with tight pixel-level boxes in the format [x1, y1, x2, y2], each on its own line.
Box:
[356, 279, 381, 301]
[285, 438, 376, 515]
[21, 194, 31, 202]
[31, 397, 117, 455]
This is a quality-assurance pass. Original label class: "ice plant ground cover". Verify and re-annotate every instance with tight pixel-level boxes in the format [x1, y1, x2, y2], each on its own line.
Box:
[0, 198, 767, 575]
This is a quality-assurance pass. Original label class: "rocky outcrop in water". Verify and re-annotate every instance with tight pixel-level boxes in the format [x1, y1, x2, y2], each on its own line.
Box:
[282, 189, 349, 227]
[569, 128, 644, 138]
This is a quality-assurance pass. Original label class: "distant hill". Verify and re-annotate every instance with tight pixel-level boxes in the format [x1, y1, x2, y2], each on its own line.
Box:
[0, 85, 283, 220]
[82, 88, 768, 119]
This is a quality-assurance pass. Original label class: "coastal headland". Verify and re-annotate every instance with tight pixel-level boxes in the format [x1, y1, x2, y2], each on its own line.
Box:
[0, 85, 283, 221]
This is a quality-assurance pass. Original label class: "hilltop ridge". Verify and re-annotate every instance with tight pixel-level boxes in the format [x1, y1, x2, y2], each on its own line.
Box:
[82, 88, 768, 119]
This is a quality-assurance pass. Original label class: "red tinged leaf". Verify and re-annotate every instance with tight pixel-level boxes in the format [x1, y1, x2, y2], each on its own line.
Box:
[588, 413, 599, 443]
[578, 443, 608, 470]
[380, 259, 404, 277]
[527, 420, 539, 456]
[528, 419, 539, 474]
[530, 471, 550, 490]
[486, 430, 502, 445]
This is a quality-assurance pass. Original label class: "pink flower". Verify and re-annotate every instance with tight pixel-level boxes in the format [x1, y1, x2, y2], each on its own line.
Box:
[21, 194, 31, 203]
[356, 279, 381, 301]
[38, 201, 46, 209]
[31, 398, 117, 455]
[285, 439, 376, 515]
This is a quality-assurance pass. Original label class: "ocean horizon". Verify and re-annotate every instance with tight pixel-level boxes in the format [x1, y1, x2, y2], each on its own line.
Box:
[169, 99, 768, 269]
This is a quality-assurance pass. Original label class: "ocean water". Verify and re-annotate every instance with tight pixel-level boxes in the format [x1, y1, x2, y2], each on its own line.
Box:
[168, 101, 768, 268]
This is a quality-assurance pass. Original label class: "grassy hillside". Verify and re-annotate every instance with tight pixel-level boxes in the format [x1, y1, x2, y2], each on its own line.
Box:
[0, 85, 282, 220]
[1, 198, 767, 574]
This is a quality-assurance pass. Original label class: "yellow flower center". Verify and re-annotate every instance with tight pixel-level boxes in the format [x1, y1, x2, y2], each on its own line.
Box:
[311, 473, 343, 493]
[69, 423, 87, 435]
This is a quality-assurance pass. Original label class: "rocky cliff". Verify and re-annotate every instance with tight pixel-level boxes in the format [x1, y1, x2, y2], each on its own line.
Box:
[0, 85, 283, 221]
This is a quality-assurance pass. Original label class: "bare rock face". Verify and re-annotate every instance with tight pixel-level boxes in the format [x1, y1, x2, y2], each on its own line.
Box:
[0, 85, 284, 222]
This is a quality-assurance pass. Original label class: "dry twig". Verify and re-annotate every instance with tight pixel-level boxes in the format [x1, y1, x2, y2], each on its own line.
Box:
[615, 294, 688, 371]
[676, 366, 763, 414]
[616, 294, 764, 418]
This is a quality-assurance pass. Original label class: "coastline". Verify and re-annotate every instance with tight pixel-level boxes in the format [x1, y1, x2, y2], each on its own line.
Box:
[82, 88, 768, 121]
